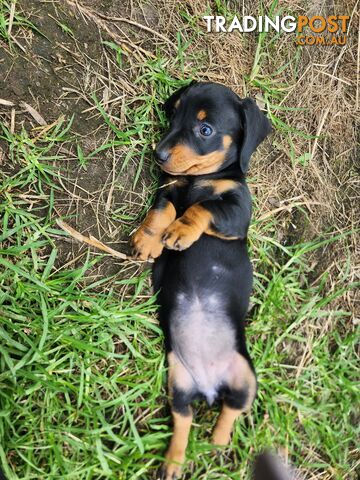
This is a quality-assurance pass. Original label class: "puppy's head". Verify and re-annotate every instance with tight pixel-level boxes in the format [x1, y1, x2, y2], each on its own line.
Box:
[156, 82, 272, 176]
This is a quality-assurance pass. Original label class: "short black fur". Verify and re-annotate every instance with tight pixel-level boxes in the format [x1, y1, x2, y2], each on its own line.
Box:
[152, 84, 271, 398]
[132, 81, 271, 477]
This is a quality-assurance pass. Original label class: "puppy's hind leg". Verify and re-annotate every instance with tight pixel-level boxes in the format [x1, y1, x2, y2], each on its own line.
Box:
[212, 352, 257, 446]
[160, 352, 196, 480]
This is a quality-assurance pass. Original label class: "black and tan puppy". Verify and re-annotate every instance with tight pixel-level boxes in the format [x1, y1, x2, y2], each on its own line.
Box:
[132, 82, 271, 479]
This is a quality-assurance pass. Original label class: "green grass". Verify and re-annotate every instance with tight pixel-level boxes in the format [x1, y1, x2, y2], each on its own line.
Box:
[0, 4, 359, 479]
[244, 0, 317, 167]
[0, 0, 43, 50]
[0, 110, 358, 480]
[99, 40, 198, 190]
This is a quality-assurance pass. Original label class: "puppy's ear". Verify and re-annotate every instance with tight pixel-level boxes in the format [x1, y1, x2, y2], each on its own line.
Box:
[238, 98, 272, 174]
[163, 81, 197, 119]
[253, 453, 296, 480]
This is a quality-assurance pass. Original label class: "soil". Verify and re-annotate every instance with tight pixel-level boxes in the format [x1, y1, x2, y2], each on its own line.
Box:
[0, 0, 149, 278]
[0, 0, 358, 306]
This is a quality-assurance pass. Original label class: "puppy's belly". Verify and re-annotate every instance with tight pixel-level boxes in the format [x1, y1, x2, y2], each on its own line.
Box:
[170, 291, 236, 404]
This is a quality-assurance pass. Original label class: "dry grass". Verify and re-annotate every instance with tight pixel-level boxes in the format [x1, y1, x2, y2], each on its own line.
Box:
[55, 0, 359, 288]
[0, 0, 359, 478]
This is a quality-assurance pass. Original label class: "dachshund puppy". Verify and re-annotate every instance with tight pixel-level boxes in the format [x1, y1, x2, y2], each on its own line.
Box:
[132, 82, 271, 479]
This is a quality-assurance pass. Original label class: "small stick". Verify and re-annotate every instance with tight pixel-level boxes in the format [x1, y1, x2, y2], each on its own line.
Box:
[56, 219, 128, 260]
[99, 13, 177, 50]
[7, 1, 16, 37]
[0, 99, 15, 106]
[20, 102, 47, 126]
[32, 117, 64, 143]
[256, 201, 326, 222]
[10, 108, 15, 134]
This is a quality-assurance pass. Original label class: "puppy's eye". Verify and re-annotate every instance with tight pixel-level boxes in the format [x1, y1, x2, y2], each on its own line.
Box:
[199, 123, 213, 136]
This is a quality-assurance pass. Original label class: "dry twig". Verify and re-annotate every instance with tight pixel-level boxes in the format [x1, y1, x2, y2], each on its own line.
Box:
[56, 219, 128, 260]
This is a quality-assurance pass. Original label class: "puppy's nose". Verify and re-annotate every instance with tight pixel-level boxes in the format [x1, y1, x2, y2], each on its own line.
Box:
[156, 148, 170, 164]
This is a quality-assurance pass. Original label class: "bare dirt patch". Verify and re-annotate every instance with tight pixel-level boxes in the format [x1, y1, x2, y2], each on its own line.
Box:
[1, 0, 359, 308]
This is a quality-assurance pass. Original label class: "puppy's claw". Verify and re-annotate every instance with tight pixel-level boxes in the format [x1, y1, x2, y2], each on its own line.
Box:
[158, 464, 182, 480]
[161, 233, 170, 243]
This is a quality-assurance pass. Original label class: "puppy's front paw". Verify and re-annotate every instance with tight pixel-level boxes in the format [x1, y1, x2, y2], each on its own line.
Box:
[162, 220, 201, 251]
[132, 228, 164, 261]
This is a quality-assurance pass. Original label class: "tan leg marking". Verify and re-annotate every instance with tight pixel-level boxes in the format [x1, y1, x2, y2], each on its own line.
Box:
[212, 405, 242, 446]
[132, 202, 176, 260]
[162, 204, 212, 251]
[228, 353, 257, 411]
[163, 411, 193, 479]
[212, 353, 257, 446]
[195, 178, 241, 240]
[162, 353, 194, 479]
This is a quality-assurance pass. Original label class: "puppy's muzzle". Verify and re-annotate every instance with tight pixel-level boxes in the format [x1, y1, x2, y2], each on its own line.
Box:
[155, 147, 170, 164]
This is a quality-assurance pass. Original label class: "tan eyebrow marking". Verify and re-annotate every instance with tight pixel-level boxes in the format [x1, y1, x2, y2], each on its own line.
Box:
[175, 99, 181, 108]
[197, 110, 207, 121]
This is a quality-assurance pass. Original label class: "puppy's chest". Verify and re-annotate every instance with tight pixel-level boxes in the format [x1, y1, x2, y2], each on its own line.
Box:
[170, 178, 215, 214]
